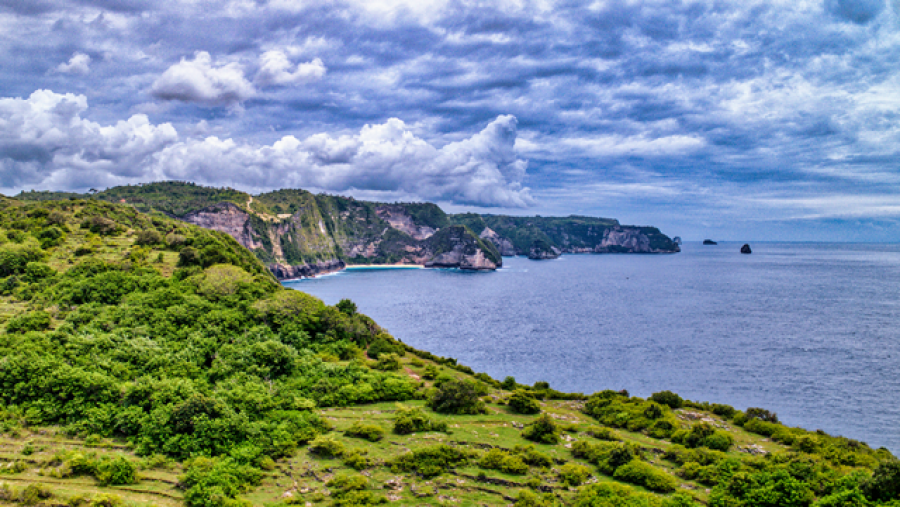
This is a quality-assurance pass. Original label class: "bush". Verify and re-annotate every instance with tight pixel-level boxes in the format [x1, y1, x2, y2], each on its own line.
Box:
[514, 445, 553, 468]
[863, 460, 900, 502]
[422, 364, 439, 380]
[522, 414, 559, 445]
[746, 407, 779, 423]
[335, 299, 357, 316]
[390, 445, 471, 478]
[711, 404, 736, 418]
[342, 450, 372, 470]
[613, 459, 678, 493]
[309, 435, 345, 458]
[508, 390, 541, 414]
[81, 216, 121, 236]
[558, 462, 592, 486]
[374, 353, 401, 371]
[479, 448, 529, 474]
[650, 390, 683, 409]
[393, 406, 447, 435]
[135, 230, 162, 245]
[501, 376, 517, 390]
[514, 489, 556, 507]
[95, 456, 137, 485]
[344, 422, 385, 442]
[5, 310, 51, 334]
[428, 379, 486, 415]
[181, 456, 260, 507]
[367, 336, 404, 359]
[587, 427, 619, 441]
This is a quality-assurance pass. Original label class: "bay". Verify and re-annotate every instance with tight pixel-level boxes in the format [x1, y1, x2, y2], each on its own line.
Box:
[284, 241, 900, 453]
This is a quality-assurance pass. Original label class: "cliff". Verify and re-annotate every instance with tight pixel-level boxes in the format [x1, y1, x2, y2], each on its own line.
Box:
[450, 213, 680, 257]
[16, 182, 679, 278]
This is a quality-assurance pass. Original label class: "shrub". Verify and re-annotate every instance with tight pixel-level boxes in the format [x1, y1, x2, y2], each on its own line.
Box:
[507, 445, 549, 469]
[95, 456, 137, 486]
[390, 445, 471, 478]
[508, 390, 541, 414]
[558, 463, 592, 486]
[650, 390, 684, 409]
[746, 407, 779, 423]
[587, 427, 619, 441]
[374, 353, 401, 371]
[342, 450, 372, 470]
[22, 262, 55, 283]
[181, 456, 260, 507]
[5, 310, 51, 334]
[501, 376, 517, 390]
[522, 414, 559, 445]
[344, 422, 385, 442]
[81, 216, 121, 236]
[309, 435, 345, 458]
[711, 404, 736, 418]
[428, 379, 486, 415]
[613, 459, 678, 493]
[335, 299, 357, 316]
[863, 460, 900, 502]
[367, 336, 404, 359]
[393, 406, 447, 435]
[422, 365, 439, 380]
[479, 448, 529, 475]
[135, 230, 162, 245]
[515, 489, 556, 507]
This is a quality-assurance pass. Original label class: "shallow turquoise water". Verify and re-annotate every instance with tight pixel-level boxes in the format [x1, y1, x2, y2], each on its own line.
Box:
[285, 242, 900, 452]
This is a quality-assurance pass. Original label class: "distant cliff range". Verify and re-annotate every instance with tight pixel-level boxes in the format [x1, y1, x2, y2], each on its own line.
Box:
[17, 182, 680, 279]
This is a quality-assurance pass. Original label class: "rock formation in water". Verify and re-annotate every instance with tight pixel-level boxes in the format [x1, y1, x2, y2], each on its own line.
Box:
[741, 244, 752, 254]
[703, 239, 717, 245]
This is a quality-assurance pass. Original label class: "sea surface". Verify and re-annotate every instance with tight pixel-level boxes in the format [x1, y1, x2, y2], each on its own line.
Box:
[284, 242, 900, 453]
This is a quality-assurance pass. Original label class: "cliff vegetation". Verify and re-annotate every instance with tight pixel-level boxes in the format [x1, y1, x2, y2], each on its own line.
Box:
[0, 197, 896, 507]
[17, 182, 678, 278]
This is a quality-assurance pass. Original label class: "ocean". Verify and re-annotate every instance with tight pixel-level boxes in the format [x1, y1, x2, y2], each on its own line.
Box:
[284, 242, 900, 453]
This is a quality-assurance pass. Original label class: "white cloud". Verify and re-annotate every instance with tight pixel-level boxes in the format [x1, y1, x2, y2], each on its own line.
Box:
[150, 52, 255, 107]
[0, 90, 532, 207]
[55, 52, 91, 75]
[0, 90, 178, 189]
[255, 51, 326, 86]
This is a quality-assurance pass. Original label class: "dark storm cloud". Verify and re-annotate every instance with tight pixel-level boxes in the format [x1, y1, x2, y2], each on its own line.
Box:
[1, 0, 900, 238]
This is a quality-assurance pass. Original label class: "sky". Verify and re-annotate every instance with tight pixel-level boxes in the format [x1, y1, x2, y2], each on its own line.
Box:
[1, 0, 899, 241]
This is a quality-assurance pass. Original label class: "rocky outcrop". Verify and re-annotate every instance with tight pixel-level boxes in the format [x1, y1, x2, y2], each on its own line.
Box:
[424, 226, 500, 270]
[376, 205, 436, 240]
[594, 226, 676, 253]
[269, 259, 346, 279]
[528, 240, 561, 260]
[741, 244, 752, 254]
[479, 227, 516, 256]
[181, 202, 265, 250]
[703, 239, 717, 245]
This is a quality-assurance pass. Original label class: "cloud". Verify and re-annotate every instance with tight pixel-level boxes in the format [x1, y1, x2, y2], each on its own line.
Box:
[150, 52, 255, 107]
[0, 90, 177, 189]
[55, 52, 91, 75]
[825, 0, 885, 24]
[0, 90, 532, 207]
[255, 51, 326, 86]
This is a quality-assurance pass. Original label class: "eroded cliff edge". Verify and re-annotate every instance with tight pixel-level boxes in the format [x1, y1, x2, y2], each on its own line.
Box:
[18, 182, 679, 279]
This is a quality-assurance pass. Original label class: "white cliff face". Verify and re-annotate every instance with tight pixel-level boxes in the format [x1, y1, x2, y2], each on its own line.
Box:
[375, 205, 436, 240]
[479, 227, 516, 256]
[181, 203, 264, 250]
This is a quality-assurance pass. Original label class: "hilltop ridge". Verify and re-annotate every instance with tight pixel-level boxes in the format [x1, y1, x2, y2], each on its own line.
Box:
[17, 182, 680, 279]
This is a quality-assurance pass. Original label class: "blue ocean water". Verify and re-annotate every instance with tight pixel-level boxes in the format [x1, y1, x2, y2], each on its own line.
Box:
[284, 242, 900, 453]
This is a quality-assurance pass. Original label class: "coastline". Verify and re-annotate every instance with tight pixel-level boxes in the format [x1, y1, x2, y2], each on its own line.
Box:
[280, 263, 425, 281]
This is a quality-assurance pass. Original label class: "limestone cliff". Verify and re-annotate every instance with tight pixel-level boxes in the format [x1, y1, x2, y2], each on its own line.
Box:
[18, 182, 679, 277]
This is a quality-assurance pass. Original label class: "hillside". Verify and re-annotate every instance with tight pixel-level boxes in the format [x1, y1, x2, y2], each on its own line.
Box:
[16, 182, 678, 278]
[0, 196, 897, 507]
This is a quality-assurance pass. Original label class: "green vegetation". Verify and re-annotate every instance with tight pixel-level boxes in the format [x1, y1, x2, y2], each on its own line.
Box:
[0, 195, 895, 507]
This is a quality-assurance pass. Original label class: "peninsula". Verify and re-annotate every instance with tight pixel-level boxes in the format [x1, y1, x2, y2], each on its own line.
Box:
[18, 182, 680, 279]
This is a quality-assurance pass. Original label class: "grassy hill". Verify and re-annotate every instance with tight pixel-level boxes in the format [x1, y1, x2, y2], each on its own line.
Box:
[0, 197, 896, 507]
